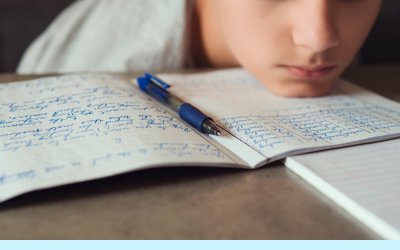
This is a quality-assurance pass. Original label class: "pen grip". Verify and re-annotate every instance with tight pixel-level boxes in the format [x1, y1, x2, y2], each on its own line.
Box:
[178, 103, 212, 132]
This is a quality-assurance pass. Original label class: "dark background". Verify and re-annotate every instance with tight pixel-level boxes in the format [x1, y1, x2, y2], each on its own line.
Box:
[0, 0, 399, 73]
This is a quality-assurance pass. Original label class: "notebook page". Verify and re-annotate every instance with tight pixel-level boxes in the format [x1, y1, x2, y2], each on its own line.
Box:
[284, 139, 400, 240]
[0, 75, 244, 203]
[208, 129, 267, 168]
[160, 69, 400, 166]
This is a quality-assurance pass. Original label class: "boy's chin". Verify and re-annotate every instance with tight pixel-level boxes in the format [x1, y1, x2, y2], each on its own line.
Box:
[263, 78, 336, 98]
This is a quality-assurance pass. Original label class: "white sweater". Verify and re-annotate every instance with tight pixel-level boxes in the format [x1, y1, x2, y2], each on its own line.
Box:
[17, 0, 193, 74]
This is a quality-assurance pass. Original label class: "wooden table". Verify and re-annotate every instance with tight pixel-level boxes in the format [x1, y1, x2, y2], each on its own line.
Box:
[1, 65, 397, 240]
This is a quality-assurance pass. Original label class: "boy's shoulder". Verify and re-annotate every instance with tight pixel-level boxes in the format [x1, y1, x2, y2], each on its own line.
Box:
[18, 0, 192, 74]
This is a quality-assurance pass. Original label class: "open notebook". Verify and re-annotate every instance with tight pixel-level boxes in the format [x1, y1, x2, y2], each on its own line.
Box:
[1, 68, 400, 202]
[284, 139, 400, 240]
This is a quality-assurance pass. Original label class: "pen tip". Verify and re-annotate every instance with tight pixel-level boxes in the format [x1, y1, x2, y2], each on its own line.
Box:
[201, 120, 222, 136]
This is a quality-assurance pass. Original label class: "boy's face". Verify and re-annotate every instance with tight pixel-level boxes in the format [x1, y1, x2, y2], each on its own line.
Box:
[204, 0, 382, 97]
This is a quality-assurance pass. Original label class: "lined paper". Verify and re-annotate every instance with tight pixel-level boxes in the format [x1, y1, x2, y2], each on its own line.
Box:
[0, 75, 240, 202]
[284, 139, 400, 239]
[161, 69, 400, 165]
[2, 68, 400, 203]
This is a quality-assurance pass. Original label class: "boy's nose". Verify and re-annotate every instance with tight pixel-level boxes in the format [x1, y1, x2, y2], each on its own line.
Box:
[292, 1, 339, 53]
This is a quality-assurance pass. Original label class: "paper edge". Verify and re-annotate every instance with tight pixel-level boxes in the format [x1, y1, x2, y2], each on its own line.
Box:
[283, 157, 400, 240]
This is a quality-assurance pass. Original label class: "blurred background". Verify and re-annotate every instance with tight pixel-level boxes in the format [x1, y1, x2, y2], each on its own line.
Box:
[0, 0, 399, 73]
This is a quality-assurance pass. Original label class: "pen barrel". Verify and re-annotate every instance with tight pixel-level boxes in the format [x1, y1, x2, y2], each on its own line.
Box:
[178, 103, 212, 132]
[143, 80, 214, 133]
[145, 82, 185, 112]
[167, 94, 185, 113]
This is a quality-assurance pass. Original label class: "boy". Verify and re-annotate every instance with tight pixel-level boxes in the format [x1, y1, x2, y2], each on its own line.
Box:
[17, 0, 382, 97]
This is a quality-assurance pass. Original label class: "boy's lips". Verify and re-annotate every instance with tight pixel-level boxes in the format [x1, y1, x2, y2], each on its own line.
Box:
[283, 65, 337, 79]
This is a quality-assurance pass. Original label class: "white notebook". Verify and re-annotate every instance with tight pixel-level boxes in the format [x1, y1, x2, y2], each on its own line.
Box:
[1, 68, 400, 202]
[284, 139, 400, 240]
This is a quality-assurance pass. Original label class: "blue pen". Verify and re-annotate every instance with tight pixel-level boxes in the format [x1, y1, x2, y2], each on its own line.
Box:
[137, 73, 221, 136]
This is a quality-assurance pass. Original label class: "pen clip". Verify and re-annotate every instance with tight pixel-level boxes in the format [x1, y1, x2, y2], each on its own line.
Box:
[145, 73, 171, 90]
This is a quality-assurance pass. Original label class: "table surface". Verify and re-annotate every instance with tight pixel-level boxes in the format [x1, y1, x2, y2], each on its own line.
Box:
[0, 65, 398, 240]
